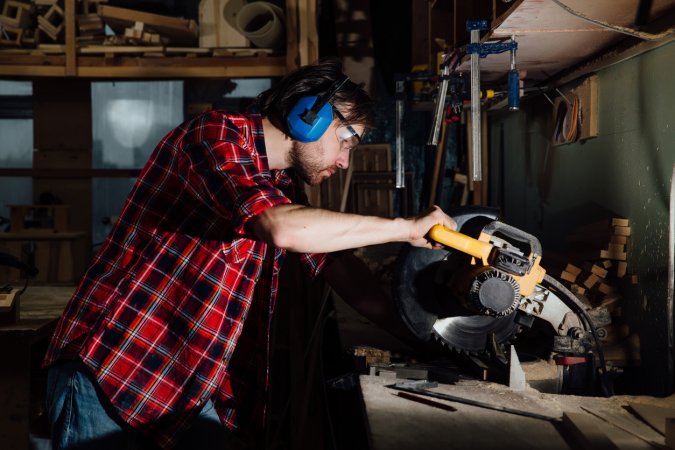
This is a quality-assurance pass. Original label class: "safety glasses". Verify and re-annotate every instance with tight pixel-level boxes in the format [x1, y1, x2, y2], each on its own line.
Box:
[333, 108, 361, 151]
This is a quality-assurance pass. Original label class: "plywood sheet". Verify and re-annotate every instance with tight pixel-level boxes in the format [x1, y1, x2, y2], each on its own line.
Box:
[459, 0, 675, 81]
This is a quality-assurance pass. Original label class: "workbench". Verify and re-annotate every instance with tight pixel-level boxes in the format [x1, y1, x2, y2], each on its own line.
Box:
[0, 285, 74, 450]
[360, 374, 675, 450]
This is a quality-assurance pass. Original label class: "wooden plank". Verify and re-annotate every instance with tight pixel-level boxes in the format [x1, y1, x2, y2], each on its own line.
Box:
[97, 4, 198, 45]
[361, 374, 569, 450]
[580, 405, 663, 449]
[562, 412, 619, 450]
[76, 64, 286, 78]
[458, 0, 675, 81]
[628, 403, 675, 435]
[667, 418, 675, 449]
[79, 45, 166, 54]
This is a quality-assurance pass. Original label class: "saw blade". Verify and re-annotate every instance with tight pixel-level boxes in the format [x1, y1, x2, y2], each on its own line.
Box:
[393, 244, 520, 353]
[432, 314, 519, 353]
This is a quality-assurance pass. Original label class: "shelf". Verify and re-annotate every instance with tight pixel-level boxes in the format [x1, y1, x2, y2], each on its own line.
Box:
[0, 0, 317, 79]
[457, 0, 675, 83]
[0, 51, 287, 78]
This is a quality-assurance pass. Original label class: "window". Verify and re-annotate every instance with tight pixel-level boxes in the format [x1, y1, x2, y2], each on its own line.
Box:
[0, 81, 33, 224]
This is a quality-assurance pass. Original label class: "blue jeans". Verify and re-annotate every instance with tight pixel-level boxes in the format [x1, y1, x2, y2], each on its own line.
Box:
[45, 361, 245, 450]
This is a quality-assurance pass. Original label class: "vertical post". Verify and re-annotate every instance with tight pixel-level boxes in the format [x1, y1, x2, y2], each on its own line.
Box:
[285, 0, 299, 71]
[65, 0, 76, 76]
[470, 28, 482, 182]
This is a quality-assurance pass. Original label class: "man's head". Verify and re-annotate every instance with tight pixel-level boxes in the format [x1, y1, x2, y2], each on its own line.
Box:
[257, 59, 374, 137]
[256, 59, 375, 185]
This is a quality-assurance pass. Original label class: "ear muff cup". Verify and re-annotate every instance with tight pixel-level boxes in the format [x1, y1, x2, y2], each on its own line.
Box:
[286, 96, 334, 142]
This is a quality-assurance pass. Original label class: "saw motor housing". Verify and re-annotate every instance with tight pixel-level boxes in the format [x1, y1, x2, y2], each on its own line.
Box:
[429, 221, 546, 318]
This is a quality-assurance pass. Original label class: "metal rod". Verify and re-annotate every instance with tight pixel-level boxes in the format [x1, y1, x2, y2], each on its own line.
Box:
[470, 29, 482, 182]
[395, 77, 406, 188]
[391, 384, 559, 422]
[427, 59, 451, 147]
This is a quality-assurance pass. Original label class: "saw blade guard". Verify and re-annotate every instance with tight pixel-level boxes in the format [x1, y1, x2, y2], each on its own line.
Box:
[391, 206, 507, 345]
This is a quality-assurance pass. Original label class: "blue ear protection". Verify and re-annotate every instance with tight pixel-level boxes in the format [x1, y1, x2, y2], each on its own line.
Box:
[286, 75, 350, 143]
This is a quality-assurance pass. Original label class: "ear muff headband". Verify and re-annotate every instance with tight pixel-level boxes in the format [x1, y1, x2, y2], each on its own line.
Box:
[287, 75, 350, 143]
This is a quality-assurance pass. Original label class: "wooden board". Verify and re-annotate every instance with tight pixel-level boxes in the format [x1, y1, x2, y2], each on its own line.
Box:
[628, 403, 675, 435]
[457, 0, 675, 81]
[562, 412, 619, 450]
[361, 374, 675, 450]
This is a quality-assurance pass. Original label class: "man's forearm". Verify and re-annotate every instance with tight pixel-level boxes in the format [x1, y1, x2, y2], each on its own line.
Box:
[253, 204, 413, 253]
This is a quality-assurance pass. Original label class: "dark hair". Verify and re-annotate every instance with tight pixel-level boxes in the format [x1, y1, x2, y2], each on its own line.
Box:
[255, 58, 375, 137]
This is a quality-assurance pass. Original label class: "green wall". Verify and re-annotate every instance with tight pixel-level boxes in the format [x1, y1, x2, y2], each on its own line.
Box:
[489, 41, 675, 395]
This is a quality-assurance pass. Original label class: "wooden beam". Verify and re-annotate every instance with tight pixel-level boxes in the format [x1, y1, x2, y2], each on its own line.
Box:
[65, 0, 76, 76]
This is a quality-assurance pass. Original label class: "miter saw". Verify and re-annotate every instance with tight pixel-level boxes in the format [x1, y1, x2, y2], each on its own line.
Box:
[393, 207, 612, 395]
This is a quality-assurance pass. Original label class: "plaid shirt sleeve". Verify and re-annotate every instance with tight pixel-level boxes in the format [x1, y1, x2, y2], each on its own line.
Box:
[182, 112, 292, 236]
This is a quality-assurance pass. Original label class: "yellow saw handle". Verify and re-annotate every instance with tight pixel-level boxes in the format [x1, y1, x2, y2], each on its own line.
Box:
[428, 225, 493, 264]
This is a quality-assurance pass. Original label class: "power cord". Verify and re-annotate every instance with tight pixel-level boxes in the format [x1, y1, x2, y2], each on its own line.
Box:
[551, 0, 675, 41]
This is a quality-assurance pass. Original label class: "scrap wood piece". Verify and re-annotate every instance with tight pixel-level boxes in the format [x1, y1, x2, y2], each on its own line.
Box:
[629, 403, 675, 435]
[566, 263, 583, 276]
[613, 226, 632, 237]
[600, 249, 627, 261]
[77, 14, 104, 35]
[0, 0, 34, 29]
[590, 264, 609, 278]
[580, 405, 664, 449]
[560, 270, 577, 283]
[97, 4, 197, 45]
[612, 218, 630, 227]
[0, 25, 23, 46]
[562, 412, 619, 450]
[37, 4, 64, 41]
[353, 346, 391, 366]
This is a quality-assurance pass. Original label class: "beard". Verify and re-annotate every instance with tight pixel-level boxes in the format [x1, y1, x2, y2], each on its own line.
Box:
[288, 140, 337, 185]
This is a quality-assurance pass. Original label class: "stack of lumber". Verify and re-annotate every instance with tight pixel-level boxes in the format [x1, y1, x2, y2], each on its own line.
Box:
[0, 1, 204, 53]
[558, 217, 640, 367]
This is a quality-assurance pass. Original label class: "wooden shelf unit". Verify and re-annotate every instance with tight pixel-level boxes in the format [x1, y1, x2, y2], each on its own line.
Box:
[0, 0, 317, 79]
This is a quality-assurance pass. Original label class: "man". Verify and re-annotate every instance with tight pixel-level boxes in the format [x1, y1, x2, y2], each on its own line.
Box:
[43, 59, 456, 449]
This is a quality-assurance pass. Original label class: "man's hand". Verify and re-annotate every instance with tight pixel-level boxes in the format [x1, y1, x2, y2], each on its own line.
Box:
[407, 205, 457, 249]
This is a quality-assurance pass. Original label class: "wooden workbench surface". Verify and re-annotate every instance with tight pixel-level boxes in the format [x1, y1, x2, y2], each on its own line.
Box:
[0, 285, 74, 335]
[360, 374, 674, 450]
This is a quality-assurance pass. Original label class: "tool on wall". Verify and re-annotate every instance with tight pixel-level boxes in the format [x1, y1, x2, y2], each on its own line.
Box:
[427, 50, 462, 148]
[395, 74, 406, 188]
[465, 20, 519, 182]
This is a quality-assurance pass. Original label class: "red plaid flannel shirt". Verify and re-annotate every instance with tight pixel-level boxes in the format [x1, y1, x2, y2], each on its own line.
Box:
[43, 111, 326, 448]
